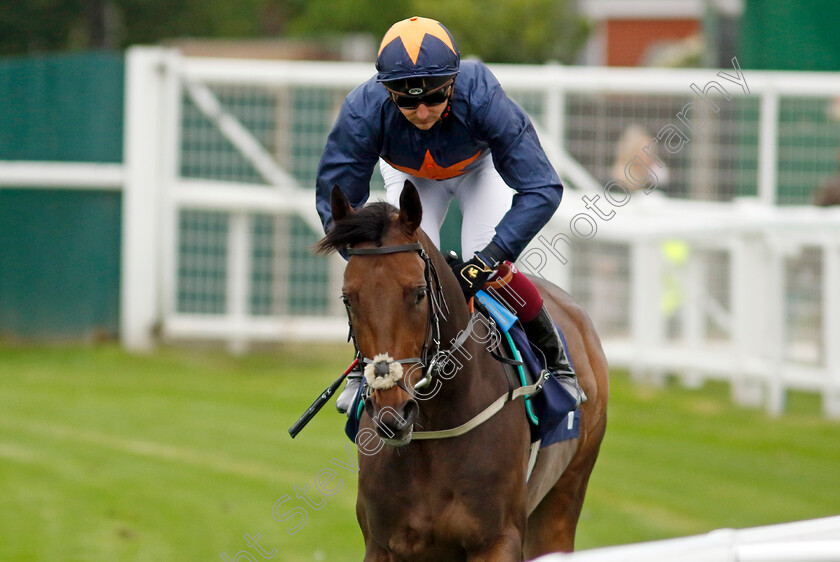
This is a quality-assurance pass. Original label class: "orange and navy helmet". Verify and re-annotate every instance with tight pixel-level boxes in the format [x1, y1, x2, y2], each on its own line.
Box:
[376, 16, 460, 94]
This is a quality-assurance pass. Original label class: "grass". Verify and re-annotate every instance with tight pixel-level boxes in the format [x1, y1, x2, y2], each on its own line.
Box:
[0, 343, 838, 561]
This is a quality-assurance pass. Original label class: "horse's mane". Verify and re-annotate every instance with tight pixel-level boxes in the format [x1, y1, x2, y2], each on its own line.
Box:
[315, 202, 397, 254]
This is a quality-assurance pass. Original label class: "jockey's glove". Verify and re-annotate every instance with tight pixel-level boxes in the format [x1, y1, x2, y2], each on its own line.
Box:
[450, 252, 495, 300]
[477, 241, 509, 269]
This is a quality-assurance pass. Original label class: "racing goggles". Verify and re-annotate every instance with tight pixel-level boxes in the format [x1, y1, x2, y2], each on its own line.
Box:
[386, 79, 454, 109]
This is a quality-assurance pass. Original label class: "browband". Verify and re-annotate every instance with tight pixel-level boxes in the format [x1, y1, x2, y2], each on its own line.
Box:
[346, 243, 423, 256]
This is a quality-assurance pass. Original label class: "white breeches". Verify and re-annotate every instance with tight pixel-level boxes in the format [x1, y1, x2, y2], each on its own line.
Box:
[380, 153, 513, 258]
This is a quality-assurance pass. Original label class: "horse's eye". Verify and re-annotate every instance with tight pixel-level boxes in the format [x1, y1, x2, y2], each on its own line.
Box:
[341, 294, 351, 308]
[414, 289, 427, 305]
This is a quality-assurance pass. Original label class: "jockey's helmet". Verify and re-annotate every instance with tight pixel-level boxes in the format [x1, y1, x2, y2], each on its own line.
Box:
[376, 16, 460, 96]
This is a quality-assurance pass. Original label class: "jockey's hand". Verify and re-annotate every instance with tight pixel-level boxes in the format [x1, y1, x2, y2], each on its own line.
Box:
[449, 253, 494, 300]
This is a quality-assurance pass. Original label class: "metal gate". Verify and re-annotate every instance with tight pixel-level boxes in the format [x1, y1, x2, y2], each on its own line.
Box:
[121, 47, 840, 416]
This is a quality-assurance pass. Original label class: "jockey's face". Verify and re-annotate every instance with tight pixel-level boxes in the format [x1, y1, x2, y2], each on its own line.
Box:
[398, 100, 448, 130]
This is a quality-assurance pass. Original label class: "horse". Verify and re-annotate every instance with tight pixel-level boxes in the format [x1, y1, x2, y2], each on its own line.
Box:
[316, 181, 608, 561]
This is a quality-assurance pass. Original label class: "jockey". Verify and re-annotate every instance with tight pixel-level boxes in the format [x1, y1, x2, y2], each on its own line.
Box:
[315, 16, 586, 413]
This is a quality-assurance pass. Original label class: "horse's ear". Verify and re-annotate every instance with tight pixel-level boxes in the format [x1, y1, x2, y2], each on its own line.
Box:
[331, 185, 353, 223]
[399, 180, 422, 234]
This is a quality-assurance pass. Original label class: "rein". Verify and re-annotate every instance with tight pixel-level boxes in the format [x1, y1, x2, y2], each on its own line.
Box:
[412, 371, 548, 440]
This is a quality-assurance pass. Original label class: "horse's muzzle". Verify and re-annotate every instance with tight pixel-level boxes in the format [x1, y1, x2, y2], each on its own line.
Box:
[364, 396, 419, 447]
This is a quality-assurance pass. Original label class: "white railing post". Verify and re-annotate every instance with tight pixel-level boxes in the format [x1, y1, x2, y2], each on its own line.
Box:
[823, 240, 840, 418]
[545, 63, 565, 153]
[757, 89, 779, 206]
[121, 47, 175, 351]
[226, 212, 251, 354]
[730, 233, 767, 407]
[160, 51, 183, 341]
[764, 244, 786, 416]
[630, 238, 665, 384]
[680, 244, 705, 388]
[544, 68, 571, 291]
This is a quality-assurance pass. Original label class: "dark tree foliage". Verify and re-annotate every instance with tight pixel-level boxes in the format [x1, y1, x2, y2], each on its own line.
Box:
[0, 0, 86, 55]
[0, 0, 589, 65]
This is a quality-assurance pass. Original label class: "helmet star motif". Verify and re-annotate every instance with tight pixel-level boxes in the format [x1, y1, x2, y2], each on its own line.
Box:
[379, 16, 458, 65]
[376, 17, 460, 83]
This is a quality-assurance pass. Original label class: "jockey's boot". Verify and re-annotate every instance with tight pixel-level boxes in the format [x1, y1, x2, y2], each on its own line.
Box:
[336, 367, 363, 415]
[523, 305, 587, 408]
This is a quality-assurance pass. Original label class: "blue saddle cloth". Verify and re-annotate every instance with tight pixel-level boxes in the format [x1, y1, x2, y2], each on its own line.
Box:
[344, 308, 581, 448]
[506, 321, 581, 448]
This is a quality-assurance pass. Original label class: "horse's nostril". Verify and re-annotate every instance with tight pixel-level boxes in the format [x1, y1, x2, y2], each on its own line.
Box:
[364, 397, 376, 420]
[403, 399, 419, 424]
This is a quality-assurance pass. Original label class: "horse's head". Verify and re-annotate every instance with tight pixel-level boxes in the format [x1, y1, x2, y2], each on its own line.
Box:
[317, 181, 439, 446]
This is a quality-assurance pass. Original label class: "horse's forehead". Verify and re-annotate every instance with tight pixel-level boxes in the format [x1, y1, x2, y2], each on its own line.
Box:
[344, 252, 425, 294]
[342, 218, 426, 291]
[345, 252, 424, 287]
[380, 216, 411, 245]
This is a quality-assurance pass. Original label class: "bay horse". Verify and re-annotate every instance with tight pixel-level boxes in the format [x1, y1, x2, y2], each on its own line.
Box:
[317, 182, 608, 560]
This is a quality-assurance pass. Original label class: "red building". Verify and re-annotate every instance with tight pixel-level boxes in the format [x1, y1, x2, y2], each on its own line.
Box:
[579, 0, 741, 67]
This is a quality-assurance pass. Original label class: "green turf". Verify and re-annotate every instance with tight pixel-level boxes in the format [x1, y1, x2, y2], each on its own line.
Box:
[0, 343, 838, 561]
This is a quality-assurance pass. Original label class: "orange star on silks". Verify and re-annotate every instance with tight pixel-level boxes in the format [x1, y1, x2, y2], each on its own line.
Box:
[378, 17, 457, 64]
[386, 150, 482, 180]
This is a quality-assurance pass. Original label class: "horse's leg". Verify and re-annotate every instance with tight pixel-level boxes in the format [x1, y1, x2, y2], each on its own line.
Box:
[362, 541, 398, 562]
[523, 280, 609, 556]
[522, 434, 604, 557]
[359, 501, 397, 561]
[465, 527, 523, 561]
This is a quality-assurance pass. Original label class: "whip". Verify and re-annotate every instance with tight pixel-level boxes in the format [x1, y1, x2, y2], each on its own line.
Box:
[288, 358, 359, 438]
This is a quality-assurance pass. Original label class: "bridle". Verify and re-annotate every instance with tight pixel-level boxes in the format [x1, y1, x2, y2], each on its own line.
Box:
[344, 242, 448, 394]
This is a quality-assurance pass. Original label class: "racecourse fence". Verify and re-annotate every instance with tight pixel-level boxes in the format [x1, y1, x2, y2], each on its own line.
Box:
[533, 516, 840, 562]
[3, 47, 838, 417]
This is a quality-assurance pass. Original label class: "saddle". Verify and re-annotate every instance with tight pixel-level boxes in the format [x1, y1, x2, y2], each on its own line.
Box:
[475, 292, 581, 448]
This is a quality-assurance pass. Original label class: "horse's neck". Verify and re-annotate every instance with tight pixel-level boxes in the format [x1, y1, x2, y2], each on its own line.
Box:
[427, 242, 496, 373]
[425, 252, 511, 423]
[420, 308, 508, 430]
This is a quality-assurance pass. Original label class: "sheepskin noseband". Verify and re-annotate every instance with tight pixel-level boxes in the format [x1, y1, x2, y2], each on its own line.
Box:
[364, 353, 404, 390]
